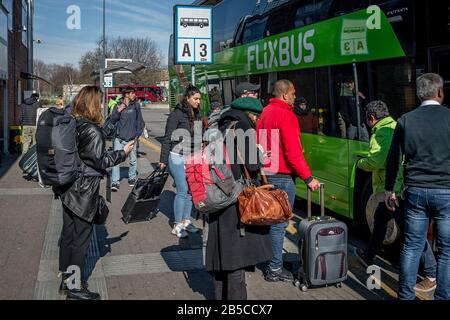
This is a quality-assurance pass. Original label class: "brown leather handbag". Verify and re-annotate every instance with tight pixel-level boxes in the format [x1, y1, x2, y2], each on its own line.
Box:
[238, 166, 293, 226]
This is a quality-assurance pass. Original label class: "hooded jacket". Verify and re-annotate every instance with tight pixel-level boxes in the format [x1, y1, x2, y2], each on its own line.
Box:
[20, 96, 42, 126]
[110, 99, 145, 142]
[357, 116, 402, 194]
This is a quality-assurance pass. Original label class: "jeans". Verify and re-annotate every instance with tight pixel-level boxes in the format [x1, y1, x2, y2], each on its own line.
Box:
[169, 152, 192, 225]
[112, 138, 137, 184]
[399, 187, 450, 300]
[365, 201, 436, 278]
[267, 176, 296, 271]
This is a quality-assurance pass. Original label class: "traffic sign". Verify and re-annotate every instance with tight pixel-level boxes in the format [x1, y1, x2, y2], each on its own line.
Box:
[174, 5, 213, 65]
[104, 73, 113, 88]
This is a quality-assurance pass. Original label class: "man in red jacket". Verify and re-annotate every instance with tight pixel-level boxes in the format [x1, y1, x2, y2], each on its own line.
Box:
[257, 79, 320, 282]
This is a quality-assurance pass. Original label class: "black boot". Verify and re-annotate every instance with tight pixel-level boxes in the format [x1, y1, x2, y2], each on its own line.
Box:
[58, 272, 70, 295]
[66, 286, 100, 300]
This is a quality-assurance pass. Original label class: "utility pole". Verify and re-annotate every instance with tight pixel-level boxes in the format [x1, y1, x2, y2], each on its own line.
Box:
[27, 0, 34, 90]
[101, 0, 107, 117]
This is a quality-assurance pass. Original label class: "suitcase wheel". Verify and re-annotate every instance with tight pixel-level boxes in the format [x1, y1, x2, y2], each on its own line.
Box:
[335, 282, 343, 288]
[294, 280, 308, 292]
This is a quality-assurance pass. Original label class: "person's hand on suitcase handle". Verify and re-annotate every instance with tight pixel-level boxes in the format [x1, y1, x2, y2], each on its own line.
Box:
[159, 163, 167, 170]
[307, 178, 321, 191]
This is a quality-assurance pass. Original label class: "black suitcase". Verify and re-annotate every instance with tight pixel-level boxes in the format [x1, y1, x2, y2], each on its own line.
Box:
[295, 184, 348, 291]
[19, 144, 39, 180]
[121, 168, 169, 224]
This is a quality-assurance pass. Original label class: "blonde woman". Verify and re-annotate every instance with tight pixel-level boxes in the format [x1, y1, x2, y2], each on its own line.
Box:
[56, 86, 135, 300]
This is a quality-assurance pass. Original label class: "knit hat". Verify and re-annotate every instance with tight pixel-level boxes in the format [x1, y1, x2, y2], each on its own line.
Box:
[230, 97, 263, 115]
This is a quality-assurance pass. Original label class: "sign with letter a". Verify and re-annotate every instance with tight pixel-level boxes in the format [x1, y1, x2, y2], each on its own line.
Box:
[174, 5, 213, 64]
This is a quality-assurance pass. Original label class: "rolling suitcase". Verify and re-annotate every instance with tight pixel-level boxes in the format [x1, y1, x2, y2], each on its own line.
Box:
[19, 144, 39, 180]
[295, 183, 348, 291]
[121, 168, 169, 224]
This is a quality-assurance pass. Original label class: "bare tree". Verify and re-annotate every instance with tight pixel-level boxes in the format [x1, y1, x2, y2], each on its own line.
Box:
[78, 36, 163, 85]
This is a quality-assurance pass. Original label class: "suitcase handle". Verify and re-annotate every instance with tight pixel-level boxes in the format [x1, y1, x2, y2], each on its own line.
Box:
[307, 183, 325, 218]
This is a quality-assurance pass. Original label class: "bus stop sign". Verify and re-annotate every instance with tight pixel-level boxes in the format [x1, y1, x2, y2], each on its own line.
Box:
[174, 5, 213, 65]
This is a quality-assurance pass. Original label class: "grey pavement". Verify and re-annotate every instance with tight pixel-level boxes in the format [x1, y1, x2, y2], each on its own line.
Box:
[0, 108, 420, 300]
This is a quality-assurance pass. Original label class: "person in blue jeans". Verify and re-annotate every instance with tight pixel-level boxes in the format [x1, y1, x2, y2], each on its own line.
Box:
[385, 73, 450, 300]
[110, 87, 145, 191]
[257, 80, 320, 282]
[159, 85, 202, 238]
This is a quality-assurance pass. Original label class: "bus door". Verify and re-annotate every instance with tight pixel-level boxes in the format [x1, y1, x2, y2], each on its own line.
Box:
[220, 79, 235, 106]
[428, 46, 450, 105]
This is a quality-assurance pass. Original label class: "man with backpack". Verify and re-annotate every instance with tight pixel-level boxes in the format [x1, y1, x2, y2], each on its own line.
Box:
[110, 87, 145, 191]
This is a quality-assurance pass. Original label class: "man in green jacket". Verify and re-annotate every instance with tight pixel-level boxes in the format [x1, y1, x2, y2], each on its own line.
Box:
[356, 101, 436, 293]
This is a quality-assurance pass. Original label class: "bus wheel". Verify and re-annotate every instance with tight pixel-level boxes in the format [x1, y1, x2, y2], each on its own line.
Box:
[357, 178, 372, 240]
[183, 24, 187, 28]
[200, 24, 204, 28]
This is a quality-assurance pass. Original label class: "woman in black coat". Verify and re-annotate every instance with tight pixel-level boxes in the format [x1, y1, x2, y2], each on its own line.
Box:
[206, 97, 273, 300]
[56, 86, 135, 300]
[159, 85, 203, 238]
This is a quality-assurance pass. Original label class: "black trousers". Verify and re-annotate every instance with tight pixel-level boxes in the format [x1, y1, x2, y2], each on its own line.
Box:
[59, 203, 94, 282]
[365, 201, 404, 260]
[211, 269, 247, 300]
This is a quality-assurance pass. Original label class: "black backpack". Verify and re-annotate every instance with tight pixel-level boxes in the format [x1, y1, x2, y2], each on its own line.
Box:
[36, 107, 80, 186]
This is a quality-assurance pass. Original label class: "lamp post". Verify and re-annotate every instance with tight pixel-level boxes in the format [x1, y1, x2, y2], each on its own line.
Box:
[27, 0, 34, 90]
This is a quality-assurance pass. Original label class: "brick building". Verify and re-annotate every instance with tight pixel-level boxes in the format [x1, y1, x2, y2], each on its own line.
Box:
[0, 0, 32, 154]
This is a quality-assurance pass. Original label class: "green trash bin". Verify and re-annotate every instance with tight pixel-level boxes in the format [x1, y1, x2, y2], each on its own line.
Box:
[9, 125, 23, 154]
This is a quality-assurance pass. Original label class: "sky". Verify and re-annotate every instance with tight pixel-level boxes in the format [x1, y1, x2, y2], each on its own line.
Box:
[34, 0, 193, 67]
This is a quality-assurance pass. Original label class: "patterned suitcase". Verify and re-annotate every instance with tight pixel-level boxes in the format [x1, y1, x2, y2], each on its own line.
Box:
[295, 184, 348, 291]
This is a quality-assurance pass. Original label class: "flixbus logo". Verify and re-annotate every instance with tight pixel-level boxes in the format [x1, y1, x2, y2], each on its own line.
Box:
[247, 29, 316, 72]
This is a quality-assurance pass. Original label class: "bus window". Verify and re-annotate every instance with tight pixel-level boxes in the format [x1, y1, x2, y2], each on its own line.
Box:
[292, 0, 317, 28]
[369, 58, 417, 118]
[328, 0, 370, 17]
[213, 0, 256, 52]
[264, 5, 295, 37]
[242, 17, 268, 44]
[331, 65, 370, 142]
[287, 69, 319, 135]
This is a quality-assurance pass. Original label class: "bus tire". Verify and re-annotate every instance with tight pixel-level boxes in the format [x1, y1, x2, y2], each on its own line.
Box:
[200, 24, 204, 28]
[356, 178, 372, 240]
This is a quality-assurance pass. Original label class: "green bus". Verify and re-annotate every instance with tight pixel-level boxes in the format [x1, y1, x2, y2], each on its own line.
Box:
[168, 0, 450, 236]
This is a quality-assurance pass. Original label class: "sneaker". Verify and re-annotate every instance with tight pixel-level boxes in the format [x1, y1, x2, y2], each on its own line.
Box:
[111, 183, 120, 192]
[264, 267, 294, 282]
[414, 278, 437, 293]
[128, 178, 137, 187]
[171, 223, 188, 238]
[355, 248, 374, 268]
[183, 220, 199, 233]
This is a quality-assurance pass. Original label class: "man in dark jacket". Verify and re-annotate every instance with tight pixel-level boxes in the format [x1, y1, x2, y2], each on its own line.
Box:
[19, 93, 42, 154]
[385, 73, 450, 300]
[257, 80, 320, 283]
[110, 87, 145, 191]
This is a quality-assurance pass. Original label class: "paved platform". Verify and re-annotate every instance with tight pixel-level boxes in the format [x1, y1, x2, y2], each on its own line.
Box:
[0, 108, 435, 301]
